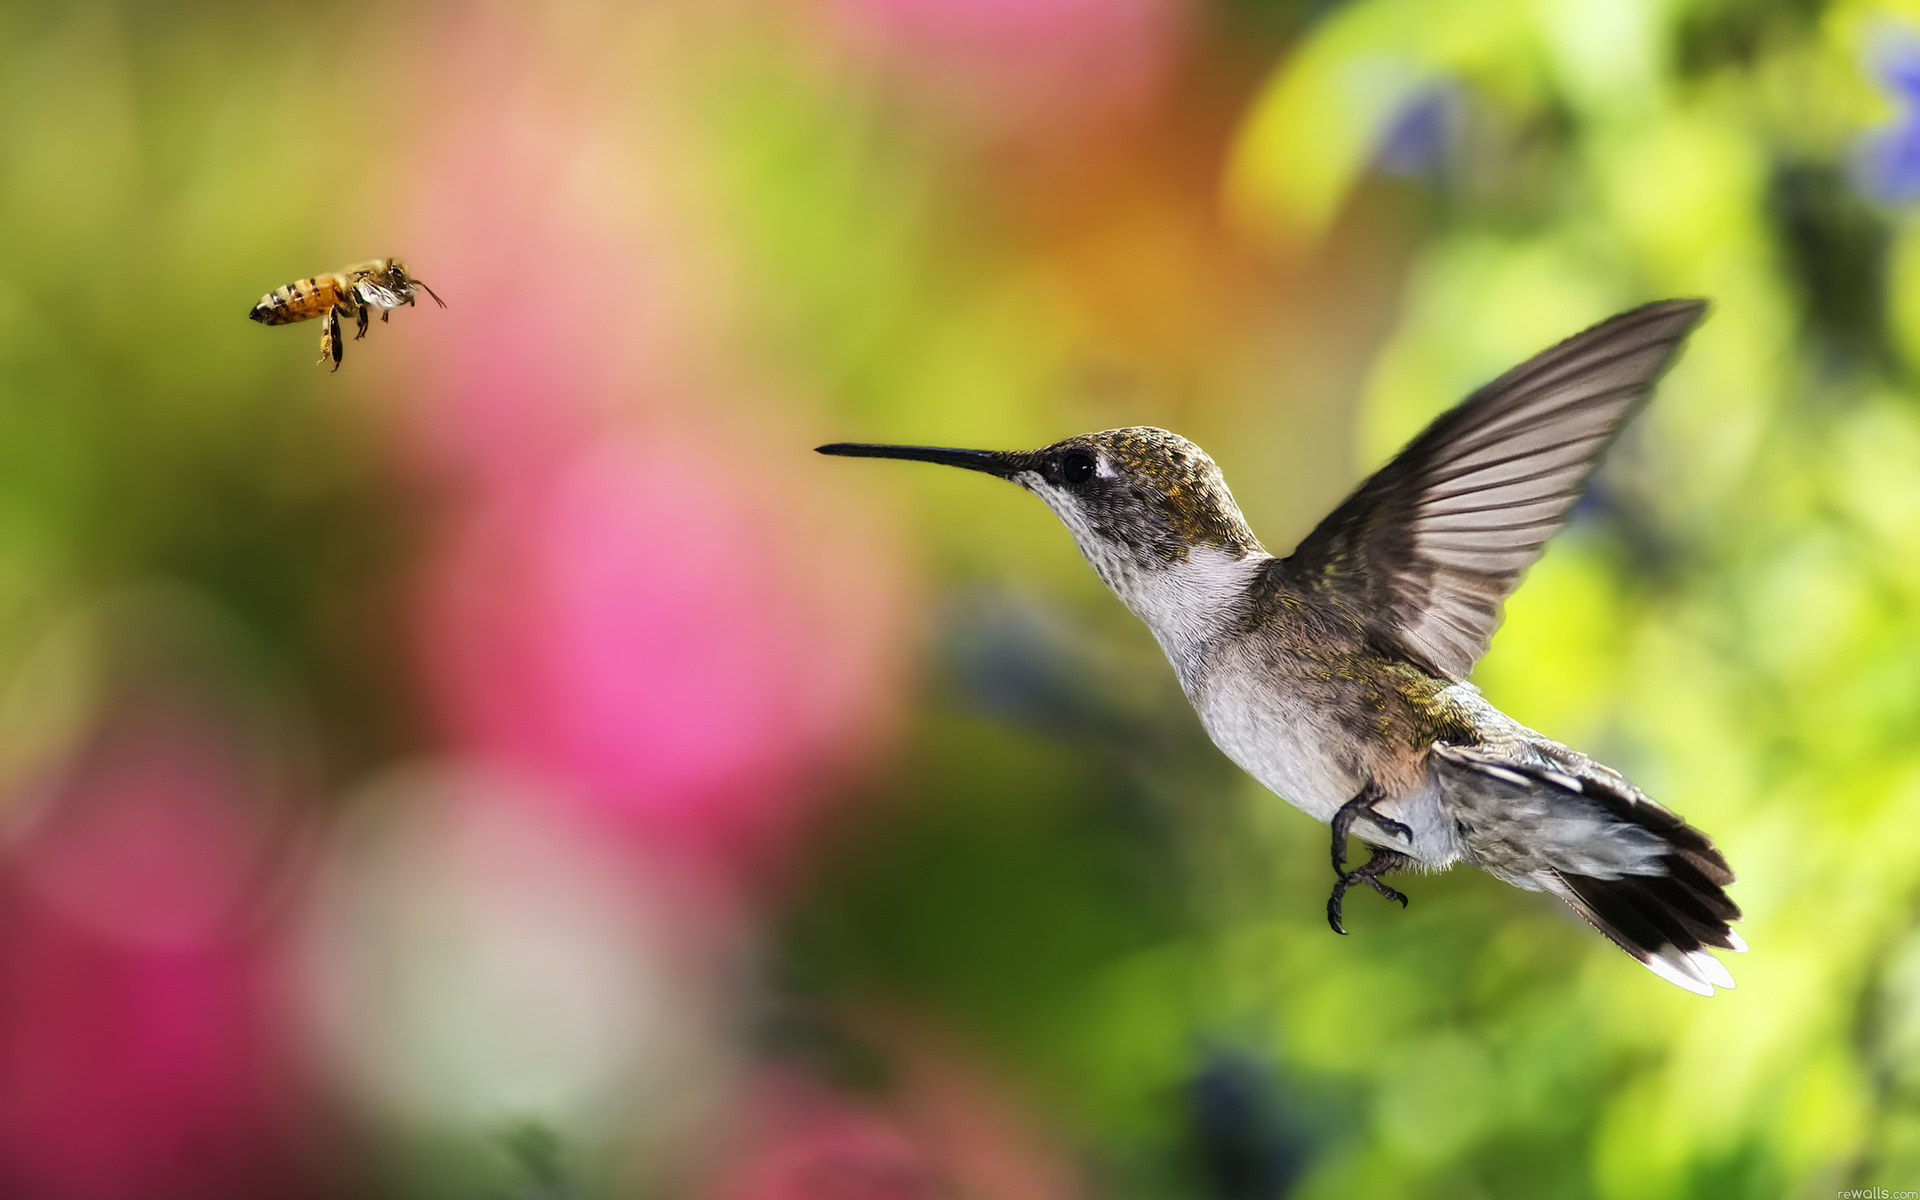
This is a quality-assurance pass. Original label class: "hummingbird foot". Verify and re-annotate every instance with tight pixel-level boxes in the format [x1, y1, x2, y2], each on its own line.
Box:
[1326, 848, 1413, 935]
[1329, 781, 1413, 875]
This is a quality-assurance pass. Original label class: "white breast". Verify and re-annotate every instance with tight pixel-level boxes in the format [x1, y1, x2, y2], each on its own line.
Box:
[1110, 549, 1371, 822]
[1188, 664, 1358, 822]
[1117, 547, 1268, 664]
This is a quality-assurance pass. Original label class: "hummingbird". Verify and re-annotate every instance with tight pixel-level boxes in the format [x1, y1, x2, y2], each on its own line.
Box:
[818, 299, 1743, 995]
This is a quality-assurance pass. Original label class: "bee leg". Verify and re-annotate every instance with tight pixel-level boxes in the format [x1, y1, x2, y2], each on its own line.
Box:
[380, 311, 390, 323]
[354, 303, 370, 340]
[318, 308, 344, 371]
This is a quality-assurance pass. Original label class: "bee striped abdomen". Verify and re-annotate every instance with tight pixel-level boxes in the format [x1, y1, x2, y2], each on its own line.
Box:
[248, 274, 346, 325]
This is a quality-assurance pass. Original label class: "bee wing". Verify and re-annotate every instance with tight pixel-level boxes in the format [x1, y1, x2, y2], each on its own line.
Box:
[354, 279, 412, 310]
[1277, 299, 1707, 680]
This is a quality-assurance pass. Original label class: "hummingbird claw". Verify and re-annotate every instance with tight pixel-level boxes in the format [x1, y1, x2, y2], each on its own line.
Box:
[1323, 847, 1413, 934]
[1329, 780, 1409, 875]
[1371, 879, 1409, 908]
[1327, 891, 1350, 936]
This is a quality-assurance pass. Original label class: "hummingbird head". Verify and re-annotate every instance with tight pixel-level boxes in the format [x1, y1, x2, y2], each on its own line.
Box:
[818, 427, 1266, 599]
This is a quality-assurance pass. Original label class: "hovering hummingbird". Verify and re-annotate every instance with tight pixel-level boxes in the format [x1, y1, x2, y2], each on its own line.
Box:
[819, 300, 1742, 995]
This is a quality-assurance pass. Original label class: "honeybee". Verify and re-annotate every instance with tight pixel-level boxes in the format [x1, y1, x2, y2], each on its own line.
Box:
[248, 258, 445, 371]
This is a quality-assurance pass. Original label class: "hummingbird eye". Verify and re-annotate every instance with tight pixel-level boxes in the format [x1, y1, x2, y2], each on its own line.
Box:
[1060, 450, 1096, 485]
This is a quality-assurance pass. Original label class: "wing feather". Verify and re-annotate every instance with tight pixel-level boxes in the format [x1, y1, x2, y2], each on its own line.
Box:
[1280, 299, 1707, 678]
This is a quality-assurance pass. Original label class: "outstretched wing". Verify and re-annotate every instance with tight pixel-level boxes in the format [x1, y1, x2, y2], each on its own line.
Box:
[1280, 300, 1707, 680]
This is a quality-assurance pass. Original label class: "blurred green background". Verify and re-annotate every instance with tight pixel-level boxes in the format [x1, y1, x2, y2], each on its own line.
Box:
[0, 0, 1914, 1197]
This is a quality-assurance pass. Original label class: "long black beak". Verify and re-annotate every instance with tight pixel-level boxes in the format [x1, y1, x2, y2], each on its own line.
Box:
[816, 443, 1016, 477]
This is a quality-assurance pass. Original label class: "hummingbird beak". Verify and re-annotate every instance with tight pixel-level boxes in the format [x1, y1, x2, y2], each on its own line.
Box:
[815, 443, 1018, 478]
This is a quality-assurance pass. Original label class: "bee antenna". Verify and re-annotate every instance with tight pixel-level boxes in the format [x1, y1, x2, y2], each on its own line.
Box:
[412, 279, 447, 308]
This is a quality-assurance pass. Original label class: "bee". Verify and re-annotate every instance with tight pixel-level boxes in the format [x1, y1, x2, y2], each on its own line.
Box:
[248, 258, 445, 371]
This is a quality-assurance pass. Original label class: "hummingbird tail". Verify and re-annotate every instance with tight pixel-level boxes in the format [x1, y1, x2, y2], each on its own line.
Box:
[1550, 866, 1744, 997]
[1434, 739, 1742, 996]
[1544, 763, 1743, 996]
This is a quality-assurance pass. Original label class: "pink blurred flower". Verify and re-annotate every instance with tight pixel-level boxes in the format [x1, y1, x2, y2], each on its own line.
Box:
[0, 635, 311, 1200]
[416, 432, 907, 891]
[704, 1093, 942, 1200]
[0, 910, 299, 1200]
[812, 0, 1191, 128]
[695, 1025, 1088, 1200]
[370, 5, 740, 496]
[389, 17, 914, 897]
[13, 685, 294, 951]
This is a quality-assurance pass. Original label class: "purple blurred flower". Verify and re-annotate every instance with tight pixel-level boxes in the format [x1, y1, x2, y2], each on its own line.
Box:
[1374, 84, 1459, 179]
[1855, 32, 1920, 204]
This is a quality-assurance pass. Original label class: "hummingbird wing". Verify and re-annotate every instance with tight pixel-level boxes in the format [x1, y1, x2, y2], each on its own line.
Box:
[1279, 299, 1707, 680]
